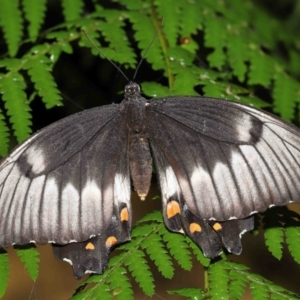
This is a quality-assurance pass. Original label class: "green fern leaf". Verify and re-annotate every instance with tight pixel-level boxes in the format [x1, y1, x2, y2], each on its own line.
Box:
[141, 82, 171, 98]
[0, 110, 9, 156]
[125, 249, 154, 296]
[24, 55, 63, 108]
[135, 210, 163, 224]
[172, 68, 200, 95]
[106, 268, 133, 300]
[15, 245, 39, 281]
[0, 72, 32, 142]
[289, 49, 300, 76]
[285, 227, 300, 264]
[228, 269, 248, 299]
[130, 223, 155, 238]
[95, 20, 136, 67]
[264, 227, 284, 260]
[168, 287, 204, 299]
[178, 0, 202, 37]
[142, 233, 174, 278]
[208, 262, 230, 299]
[0, 0, 23, 57]
[272, 71, 299, 121]
[248, 48, 274, 86]
[161, 228, 192, 271]
[226, 28, 248, 82]
[155, 0, 179, 47]
[203, 13, 226, 69]
[127, 12, 165, 71]
[250, 282, 269, 300]
[114, 0, 150, 10]
[22, 0, 47, 42]
[61, 0, 84, 22]
[0, 251, 9, 298]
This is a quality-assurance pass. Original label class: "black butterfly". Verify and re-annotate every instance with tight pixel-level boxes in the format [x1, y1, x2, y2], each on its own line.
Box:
[0, 81, 299, 279]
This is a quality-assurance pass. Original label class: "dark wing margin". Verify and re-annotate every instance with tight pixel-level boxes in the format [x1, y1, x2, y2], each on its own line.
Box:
[146, 96, 300, 258]
[0, 105, 132, 278]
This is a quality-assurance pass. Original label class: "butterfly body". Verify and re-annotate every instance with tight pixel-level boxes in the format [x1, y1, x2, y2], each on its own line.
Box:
[1, 81, 300, 278]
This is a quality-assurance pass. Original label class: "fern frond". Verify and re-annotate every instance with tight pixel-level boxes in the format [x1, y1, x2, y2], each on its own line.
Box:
[0, 251, 9, 298]
[0, 0, 23, 57]
[203, 12, 226, 69]
[155, 0, 179, 47]
[248, 48, 274, 86]
[272, 70, 300, 121]
[0, 72, 32, 142]
[208, 261, 230, 299]
[160, 227, 192, 271]
[0, 109, 9, 156]
[168, 287, 204, 299]
[285, 227, 300, 264]
[141, 82, 171, 97]
[226, 28, 248, 82]
[22, 0, 47, 42]
[125, 249, 154, 296]
[250, 281, 269, 300]
[127, 11, 165, 71]
[15, 245, 39, 281]
[142, 232, 174, 278]
[24, 54, 62, 108]
[61, 0, 84, 22]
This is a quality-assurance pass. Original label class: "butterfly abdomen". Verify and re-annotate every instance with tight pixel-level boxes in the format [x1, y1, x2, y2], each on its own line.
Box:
[129, 133, 152, 200]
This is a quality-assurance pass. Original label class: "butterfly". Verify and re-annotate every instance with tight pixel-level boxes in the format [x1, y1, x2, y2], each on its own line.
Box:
[0, 80, 300, 279]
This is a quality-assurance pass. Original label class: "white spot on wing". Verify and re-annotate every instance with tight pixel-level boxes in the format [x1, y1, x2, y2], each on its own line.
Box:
[62, 183, 80, 242]
[27, 176, 46, 239]
[114, 173, 130, 205]
[81, 180, 102, 232]
[25, 146, 47, 174]
[239, 229, 247, 238]
[41, 177, 59, 241]
[85, 270, 97, 274]
[235, 113, 253, 142]
[160, 166, 181, 204]
[63, 258, 73, 266]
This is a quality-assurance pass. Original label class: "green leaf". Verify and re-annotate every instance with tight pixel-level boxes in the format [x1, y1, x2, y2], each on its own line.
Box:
[61, 0, 84, 22]
[272, 71, 300, 121]
[161, 229, 192, 271]
[22, 0, 47, 41]
[0, 72, 32, 142]
[264, 227, 284, 260]
[208, 262, 230, 299]
[285, 227, 300, 264]
[142, 233, 174, 278]
[15, 245, 40, 281]
[125, 250, 154, 296]
[0, 110, 10, 156]
[25, 55, 63, 108]
[0, 0, 23, 56]
[248, 47, 274, 86]
[168, 287, 204, 299]
[0, 251, 9, 298]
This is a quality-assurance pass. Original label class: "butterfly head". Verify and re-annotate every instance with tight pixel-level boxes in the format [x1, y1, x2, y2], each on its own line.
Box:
[124, 82, 141, 101]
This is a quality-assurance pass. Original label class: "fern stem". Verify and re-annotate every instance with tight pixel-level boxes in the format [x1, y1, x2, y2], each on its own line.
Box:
[148, 1, 174, 89]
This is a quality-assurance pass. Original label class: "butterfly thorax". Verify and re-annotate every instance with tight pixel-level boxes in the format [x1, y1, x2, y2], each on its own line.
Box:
[121, 82, 152, 201]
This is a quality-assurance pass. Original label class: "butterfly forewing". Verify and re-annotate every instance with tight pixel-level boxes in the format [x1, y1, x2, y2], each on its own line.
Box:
[0, 104, 132, 249]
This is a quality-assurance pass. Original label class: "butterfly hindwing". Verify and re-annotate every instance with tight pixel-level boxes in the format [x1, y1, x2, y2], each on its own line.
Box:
[0, 104, 132, 275]
[146, 96, 300, 257]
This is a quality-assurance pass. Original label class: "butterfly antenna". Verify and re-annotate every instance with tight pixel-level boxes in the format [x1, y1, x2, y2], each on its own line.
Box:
[132, 16, 164, 82]
[82, 30, 130, 82]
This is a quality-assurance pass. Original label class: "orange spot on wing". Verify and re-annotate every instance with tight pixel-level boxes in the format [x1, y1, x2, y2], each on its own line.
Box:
[189, 223, 202, 233]
[213, 223, 222, 231]
[85, 242, 95, 250]
[167, 200, 181, 218]
[120, 207, 129, 221]
[105, 236, 118, 247]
